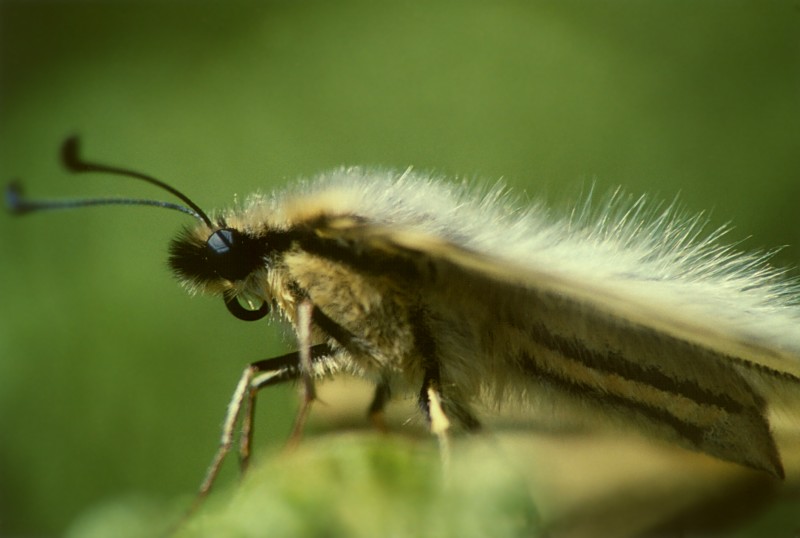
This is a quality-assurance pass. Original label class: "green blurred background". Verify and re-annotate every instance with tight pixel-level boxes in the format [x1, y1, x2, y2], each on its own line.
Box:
[1, 1, 798, 535]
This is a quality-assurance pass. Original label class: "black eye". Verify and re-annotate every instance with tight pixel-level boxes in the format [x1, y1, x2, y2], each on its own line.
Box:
[207, 229, 236, 255]
[223, 290, 270, 321]
[205, 228, 265, 281]
[170, 226, 269, 284]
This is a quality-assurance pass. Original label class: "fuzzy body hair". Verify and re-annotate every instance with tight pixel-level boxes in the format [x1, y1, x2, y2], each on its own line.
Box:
[171, 167, 800, 479]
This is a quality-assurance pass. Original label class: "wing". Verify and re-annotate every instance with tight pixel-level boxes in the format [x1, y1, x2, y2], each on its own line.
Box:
[304, 215, 800, 479]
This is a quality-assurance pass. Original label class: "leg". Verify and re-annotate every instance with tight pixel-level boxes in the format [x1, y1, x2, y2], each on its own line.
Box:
[419, 371, 451, 465]
[412, 309, 456, 465]
[417, 373, 482, 435]
[191, 344, 333, 516]
[239, 343, 335, 469]
[410, 311, 481, 433]
[419, 371, 483, 474]
[237, 376, 258, 471]
[286, 300, 316, 448]
[367, 377, 392, 432]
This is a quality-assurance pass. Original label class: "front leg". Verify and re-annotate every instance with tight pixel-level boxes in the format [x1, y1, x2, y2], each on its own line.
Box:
[285, 300, 317, 448]
[192, 343, 335, 515]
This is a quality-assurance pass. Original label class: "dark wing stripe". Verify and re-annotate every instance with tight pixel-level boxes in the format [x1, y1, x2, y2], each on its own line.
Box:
[519, 350, 707, 448]
[517, 332, 784, 477]
[528, 322, 747, 413]
[294, 227, 421, 280]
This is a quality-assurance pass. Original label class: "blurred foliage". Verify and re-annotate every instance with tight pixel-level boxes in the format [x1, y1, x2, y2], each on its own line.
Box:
[1, 0, 798, 536]
[63, 431, 800, 538]
[173, 436, 542, 538]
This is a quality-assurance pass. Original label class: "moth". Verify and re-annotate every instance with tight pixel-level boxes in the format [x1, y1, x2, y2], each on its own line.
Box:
[8, 137, 800, 507]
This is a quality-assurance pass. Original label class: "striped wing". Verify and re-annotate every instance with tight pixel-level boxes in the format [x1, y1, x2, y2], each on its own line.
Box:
[308, 217, 800, 478]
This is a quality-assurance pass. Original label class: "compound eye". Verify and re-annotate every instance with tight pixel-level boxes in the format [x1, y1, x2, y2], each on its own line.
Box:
[207, 229, 237, 256]
[205, 228, 262, 282]
[223, 290, 270, 321]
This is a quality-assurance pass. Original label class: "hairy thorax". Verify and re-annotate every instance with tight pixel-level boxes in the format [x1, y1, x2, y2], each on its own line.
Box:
[283, 250, 421, 379]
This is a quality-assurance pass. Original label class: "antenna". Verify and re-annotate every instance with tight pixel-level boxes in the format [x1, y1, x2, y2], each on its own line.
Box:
[5, 136, 214, 227]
